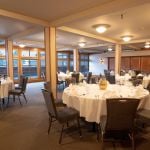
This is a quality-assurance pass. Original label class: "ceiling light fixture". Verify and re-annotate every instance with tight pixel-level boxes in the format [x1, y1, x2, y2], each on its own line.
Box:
[78, 42, 86, 47]
[19, 44, 25, 48]
[121, 35, 133, 42]
[108, 47, 113, 51]
[92, 24, 111, 33]
[144, 42, 150, 48]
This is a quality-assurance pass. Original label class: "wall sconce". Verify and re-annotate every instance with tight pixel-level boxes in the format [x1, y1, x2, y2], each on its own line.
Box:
[99, 58, 104, 64]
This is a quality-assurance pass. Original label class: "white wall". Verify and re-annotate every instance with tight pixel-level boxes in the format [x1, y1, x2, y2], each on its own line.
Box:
[89, 54, 108, 75]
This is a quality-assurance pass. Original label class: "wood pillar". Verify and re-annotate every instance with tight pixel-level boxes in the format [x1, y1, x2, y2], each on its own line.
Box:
[44, 27, 57, 98]
[73, 49, 79, 72]
[5, 39, 14, 80]
[115, 44, 122, 75]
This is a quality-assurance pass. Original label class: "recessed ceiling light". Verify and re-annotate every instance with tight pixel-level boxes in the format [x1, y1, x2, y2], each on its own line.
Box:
[19, 44, 25, 48]
[121, 35, 133, 42]
[144, 42, 150, 48]
[78, 42, 86, 47]
[92, 24, 111, 33]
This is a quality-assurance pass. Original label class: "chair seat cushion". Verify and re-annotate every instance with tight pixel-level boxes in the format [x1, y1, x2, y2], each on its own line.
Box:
[57, 107, 79, 123]
[55, 98, 66, 107]
[9, 89, 22, 95]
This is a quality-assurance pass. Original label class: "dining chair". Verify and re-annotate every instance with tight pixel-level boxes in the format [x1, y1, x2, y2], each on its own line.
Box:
[105, 75, 116, 84]
[41, 89, 82, 144]
[15, 74, 25, 90]
[71, 73, 80, 83]
[7, 77, 28, 106]
[56, 73, 65, 89]
[98, 98, 140, 150]
[86, 72, 92, 83]
[44, 81, 65, 107]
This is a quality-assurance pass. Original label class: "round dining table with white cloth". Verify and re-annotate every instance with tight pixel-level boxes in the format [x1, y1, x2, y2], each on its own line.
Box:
[62, 84, 149, 123]
[0, 78, 14, 99]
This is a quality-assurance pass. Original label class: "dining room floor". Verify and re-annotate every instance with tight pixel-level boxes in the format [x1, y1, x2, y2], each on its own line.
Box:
[0, 82, 149, 150]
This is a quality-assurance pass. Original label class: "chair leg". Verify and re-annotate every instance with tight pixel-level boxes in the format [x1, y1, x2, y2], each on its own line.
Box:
[97, 123, 100, 141]
[131, 132, 135, 150]
[7, 95, 10, 107]
[59, 124, 64, 144]
[23, 93, 27, 103]
[18, 96, 22, 106]
[48, 116, 52, 134]
[0, 100, 3, 111]
[13, 95, 15, 102]
[77, 117, 82, 137]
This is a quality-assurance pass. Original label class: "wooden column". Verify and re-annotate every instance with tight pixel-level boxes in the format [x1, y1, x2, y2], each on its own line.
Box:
[5, 39, 14, 80]
[44, 27, 57, 98]
[115, 44, 122, 75]
[73, 49, 79, 72]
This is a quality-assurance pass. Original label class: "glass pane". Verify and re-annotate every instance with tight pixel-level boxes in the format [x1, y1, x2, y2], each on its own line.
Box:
[40, 51, 45, 57]
[40, 60, 46, 76]
[70, 61, 74, 72]
[0, 49, 5, 57]
[70, 54, 73, 59]
[0, 59, 7, 75]
[80, 60, 89, 73]
[58, 60, 68, 72]
[22, 59, 38, 78]
[22, 50, 29, 57]
[57, 53, 68, 59]
[30, 50, 37, 57]
[13, 59, 18, 79]
[13, 49, 18, 57]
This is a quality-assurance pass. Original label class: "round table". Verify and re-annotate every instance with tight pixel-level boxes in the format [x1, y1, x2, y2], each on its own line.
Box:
[0, 79, 14, 99]
[62, 84, 149, 123]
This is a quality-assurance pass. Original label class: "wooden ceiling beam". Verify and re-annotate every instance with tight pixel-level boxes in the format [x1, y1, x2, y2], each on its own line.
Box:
[8, 26, 43, 40]
[0, 8, 49, 26]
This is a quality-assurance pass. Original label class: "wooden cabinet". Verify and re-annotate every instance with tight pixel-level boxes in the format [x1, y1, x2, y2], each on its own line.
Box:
[130, 57, 141, 70]
[108, 57, 115, 70]
[141, 56, 150, 73]
[108, 56, 150, 73]
[121, 57, 130, 70]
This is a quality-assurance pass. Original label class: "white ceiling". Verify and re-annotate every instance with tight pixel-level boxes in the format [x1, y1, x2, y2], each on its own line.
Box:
[0, 0, 110, 21]
[0, 0, 149, 53]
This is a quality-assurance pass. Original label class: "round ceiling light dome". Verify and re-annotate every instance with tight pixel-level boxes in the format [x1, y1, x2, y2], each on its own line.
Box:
[121, 35, 133, 42]
[92, 24, 111, 33]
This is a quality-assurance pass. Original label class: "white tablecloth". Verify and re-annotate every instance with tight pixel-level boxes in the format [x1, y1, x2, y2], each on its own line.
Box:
[58, 72, 84, 81]
[0, 79, 14, 99]
[62, 84, 149, 123]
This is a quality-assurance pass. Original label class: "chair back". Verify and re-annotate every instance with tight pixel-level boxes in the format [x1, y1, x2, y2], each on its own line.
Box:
[44, 81, 51, 92]
[87, 72, 92, 83]
[105, 98, 140, 131]
[106, 75, 115, 84]
[71, 73, 80, 83]
[19, 75, 25, 87]
[21, 77, 28, 92]
[42, 89, 57, 118]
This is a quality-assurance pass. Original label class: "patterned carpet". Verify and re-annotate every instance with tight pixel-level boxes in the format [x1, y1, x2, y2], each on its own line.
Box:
[0, 82, 149, 150]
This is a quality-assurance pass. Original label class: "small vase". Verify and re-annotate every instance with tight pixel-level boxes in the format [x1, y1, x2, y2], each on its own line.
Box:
[99, 77, 107, 90]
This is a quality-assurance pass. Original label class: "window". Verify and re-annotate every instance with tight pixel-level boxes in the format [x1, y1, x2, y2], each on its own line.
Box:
[79, 54, 89, 73]
[13, 59, 18, 79]
[57, 52, 73, 72]
[22, 59, 38, 78]
[58, 60, 68, 72]
[0, 48, 7, 75]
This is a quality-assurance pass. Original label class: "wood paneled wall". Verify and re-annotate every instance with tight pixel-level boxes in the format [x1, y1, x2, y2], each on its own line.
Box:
[108, 56, 150, 73]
